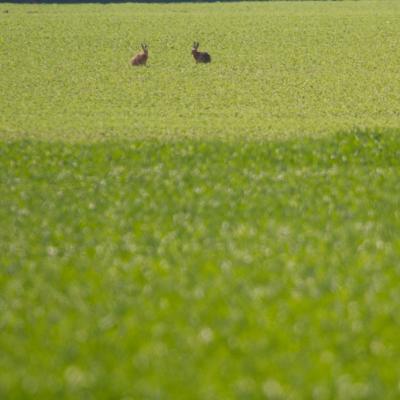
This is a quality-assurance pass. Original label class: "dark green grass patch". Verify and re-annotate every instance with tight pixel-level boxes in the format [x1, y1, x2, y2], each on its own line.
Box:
[1, 130, 400, 399]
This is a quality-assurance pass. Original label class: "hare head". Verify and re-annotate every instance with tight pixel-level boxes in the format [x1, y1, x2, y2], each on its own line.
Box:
[141, 43, 149, 54]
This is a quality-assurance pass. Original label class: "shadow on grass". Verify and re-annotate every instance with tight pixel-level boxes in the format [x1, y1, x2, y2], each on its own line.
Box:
[1, 128, 400, 170]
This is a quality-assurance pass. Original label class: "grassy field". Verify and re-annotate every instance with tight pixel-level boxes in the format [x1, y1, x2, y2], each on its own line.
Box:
[1, 1, 400, 399]
[1, 1, 400, 140]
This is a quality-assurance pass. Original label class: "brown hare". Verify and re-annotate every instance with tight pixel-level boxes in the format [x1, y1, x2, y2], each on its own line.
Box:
[131, 43, 148, 66]
[192, 42, 211, 64]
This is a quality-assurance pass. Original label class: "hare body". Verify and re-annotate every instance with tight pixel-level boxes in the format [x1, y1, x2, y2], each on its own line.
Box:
[192, 42, 211, 63]
[131, 44, 148, 66]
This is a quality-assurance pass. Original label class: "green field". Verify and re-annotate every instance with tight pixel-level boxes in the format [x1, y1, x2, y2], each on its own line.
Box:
[1, 1, 400, 140]
[1, 1, 400, 399]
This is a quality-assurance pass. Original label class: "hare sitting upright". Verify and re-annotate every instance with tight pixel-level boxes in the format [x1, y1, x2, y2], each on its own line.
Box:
[131, 43, 148, 66]
[191, 42, 211, 64]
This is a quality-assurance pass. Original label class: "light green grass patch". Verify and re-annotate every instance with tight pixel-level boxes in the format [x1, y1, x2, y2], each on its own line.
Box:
[1, 1, 400, 141]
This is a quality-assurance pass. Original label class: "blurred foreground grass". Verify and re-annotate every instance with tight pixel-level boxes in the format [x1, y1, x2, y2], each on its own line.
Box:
[1, 131, 400, 398]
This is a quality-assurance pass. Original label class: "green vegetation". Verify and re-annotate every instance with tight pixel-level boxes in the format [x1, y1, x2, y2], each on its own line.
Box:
[1, 1, 400, 140]
[2, 132, 400, 399]
[1, 1, 400, 399]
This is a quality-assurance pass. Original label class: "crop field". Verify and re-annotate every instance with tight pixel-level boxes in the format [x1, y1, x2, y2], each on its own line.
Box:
[1, 1, 400, 140]
[1, 1, 400, 399]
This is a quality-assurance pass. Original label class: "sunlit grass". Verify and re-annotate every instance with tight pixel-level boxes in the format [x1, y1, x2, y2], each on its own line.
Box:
[1, 1, 400, 141]
[1, 1, 400, 399]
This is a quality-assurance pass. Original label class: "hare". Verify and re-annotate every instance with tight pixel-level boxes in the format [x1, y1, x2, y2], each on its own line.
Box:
[131, 43, 148, 66]
[192, 42, 211, 64]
